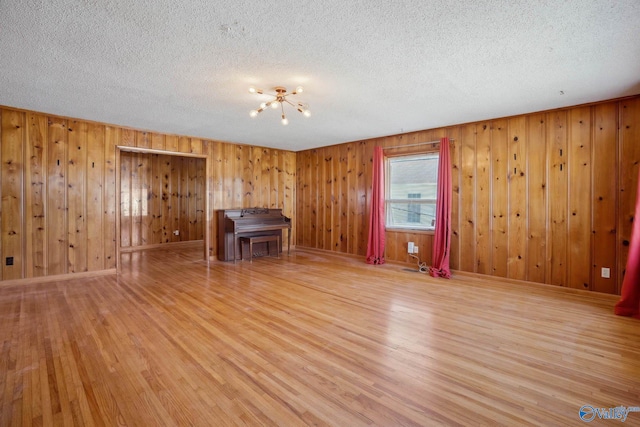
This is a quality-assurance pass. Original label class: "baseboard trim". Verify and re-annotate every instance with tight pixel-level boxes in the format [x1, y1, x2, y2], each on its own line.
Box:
[120, 240, 204, 253]
[0, 268, 117, 287]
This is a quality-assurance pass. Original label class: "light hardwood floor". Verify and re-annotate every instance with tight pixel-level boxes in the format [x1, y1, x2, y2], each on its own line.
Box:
[1, 245, 639, 426]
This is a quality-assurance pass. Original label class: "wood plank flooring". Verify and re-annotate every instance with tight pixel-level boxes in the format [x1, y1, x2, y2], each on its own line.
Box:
[1, 245, 639, 426]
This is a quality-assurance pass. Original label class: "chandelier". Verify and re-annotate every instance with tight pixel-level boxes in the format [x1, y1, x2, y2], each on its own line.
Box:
[248, 86, 310, 125]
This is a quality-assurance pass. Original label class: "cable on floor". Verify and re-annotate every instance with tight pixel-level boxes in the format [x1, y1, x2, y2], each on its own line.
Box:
[409, 254, 429, 273]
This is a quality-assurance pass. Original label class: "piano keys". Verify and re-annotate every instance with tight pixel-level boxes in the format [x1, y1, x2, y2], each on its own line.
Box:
[217, 208, 291, 261]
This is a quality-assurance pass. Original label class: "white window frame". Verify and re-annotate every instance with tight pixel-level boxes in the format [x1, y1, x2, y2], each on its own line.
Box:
[385, 152, 439, 231]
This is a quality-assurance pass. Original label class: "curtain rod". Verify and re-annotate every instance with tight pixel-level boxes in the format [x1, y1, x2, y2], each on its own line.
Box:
[383, 138, 455, 150]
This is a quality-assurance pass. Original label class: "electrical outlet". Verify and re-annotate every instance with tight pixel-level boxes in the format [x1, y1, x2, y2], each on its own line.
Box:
[173, 230, 180, 236]
[601, 267, 610, 279]
[408, 242, 414, 253]
[414, 246, 418, 254]
[6, 257, 13, 266]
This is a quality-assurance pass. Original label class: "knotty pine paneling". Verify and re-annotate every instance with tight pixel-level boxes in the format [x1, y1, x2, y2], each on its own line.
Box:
[166, 134, 179, 152]
[151, 132, 165, 150]
[296, 150, 311, 248]
[346, 144, 357, 255]
[1, 97, 636, 293]
[547, 111, 569, 287]
[87, 123, 105, 271]
[141, 151, 154, 246]
[507, 116, 527, 280]
[238, 145, 251, 208]
[131, 151, 143, 247]
[119, 151, 197, 248]
[25, 113, 47, 277]
[47, 117, 68, 275]
[475, 123, 492, 275]
[315, 149, 322, 250]
[491, 120, 509, 278]
[195, 156, 205, 240]
[459, 124, 476, 272]
[178, 156, 190, 241]
[568, 107, 592, 290]
[161, 154, 173, 244]
[295, 96, 640, 294]
[0, 106, 296, 281]
[1, 110, 25, 280]
[324, 150, 333, 251]
[592, 103, 618, 293]
[170, 155, 180, 243]
[339, 144, 349, 253]
[67, 120, 88, 273]
[317, 150, 326, 250]
[526, 113, 547, 283]
[150, 153, 162, 244]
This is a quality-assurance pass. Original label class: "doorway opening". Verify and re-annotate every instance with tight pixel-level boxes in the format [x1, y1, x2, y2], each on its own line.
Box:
[116, 146, 209, 271]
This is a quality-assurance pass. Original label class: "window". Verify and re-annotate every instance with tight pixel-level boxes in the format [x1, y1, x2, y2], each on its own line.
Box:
[385, 153, 439, 230]
[407, 193, 421, 222]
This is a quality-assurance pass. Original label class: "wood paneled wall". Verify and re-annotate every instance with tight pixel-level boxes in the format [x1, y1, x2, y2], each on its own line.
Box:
[119, 152, 205, 248]
[3, 96, 638, 293]
[296, 96, 640, 294]
[0, 107, 296, 281]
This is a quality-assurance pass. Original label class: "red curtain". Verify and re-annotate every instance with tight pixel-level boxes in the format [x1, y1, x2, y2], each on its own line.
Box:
[366, 146, 385, 264]
[429, 137, 452, 278]
[615, 168, 640, 318]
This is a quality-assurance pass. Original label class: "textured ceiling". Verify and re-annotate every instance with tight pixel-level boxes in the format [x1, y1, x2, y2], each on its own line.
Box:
[1, 0, 639, 151]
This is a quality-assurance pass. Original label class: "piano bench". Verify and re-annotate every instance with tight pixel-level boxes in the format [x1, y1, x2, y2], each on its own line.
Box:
[239, 235, 281, 262]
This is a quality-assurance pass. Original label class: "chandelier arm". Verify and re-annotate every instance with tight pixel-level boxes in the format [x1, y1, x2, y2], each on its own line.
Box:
[253, 93, 276, 100]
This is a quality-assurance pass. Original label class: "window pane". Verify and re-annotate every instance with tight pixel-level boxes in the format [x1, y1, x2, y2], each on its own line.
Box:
[386, 153, 439, 230]
[387, 202, 436, 228]
[388, 155, 438, 199]
[407, 194, 421, 222]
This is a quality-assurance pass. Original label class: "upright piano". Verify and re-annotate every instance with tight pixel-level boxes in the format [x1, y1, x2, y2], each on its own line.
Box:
[217, 208, 291, 261]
